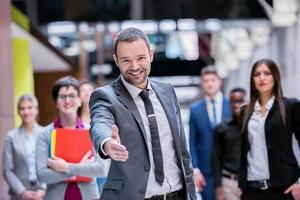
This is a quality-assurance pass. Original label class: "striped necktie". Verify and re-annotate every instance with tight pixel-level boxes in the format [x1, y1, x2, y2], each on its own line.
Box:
[211, 98, 217, 128]
[139, 89, 164, 185]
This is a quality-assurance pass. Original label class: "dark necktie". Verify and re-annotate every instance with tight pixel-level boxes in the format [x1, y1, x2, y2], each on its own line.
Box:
[139, 89, 164, 185]
[211, 99, 217, 128]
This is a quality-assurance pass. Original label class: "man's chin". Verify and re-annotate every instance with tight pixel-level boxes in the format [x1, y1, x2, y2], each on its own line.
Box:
[61, 110, 76, 115]
[127, 77, 146, 85]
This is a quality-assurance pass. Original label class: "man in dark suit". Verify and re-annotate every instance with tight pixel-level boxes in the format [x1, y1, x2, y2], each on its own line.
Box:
[89, 27, 196, 200]
[189, 67, 231, 200]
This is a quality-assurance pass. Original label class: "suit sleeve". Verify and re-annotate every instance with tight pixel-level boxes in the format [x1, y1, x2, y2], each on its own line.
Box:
[89, 88, 116, 159]
[2, 134, 27, 196]
[239, 106, 248, 188]
[170, 85, 196, 200]
[189, 106, 199, 169]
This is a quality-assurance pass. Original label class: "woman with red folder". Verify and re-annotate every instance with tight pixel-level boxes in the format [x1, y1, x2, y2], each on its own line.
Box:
[36, 76, 105, 200]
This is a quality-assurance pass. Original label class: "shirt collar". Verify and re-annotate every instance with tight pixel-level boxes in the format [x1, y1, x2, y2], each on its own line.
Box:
[204, 91, 223, 104]
[120, 76, 153, 98]
[254, 96, 275, 111]
[19, 122, 39, 134]
[53, 116, 84, 129]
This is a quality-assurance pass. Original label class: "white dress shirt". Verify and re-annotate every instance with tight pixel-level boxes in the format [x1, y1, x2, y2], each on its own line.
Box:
[247, 96, 274, 181]
[21, 124, 39, 182]
[121, 76, 182, 198]
[204, 92, 223, 127]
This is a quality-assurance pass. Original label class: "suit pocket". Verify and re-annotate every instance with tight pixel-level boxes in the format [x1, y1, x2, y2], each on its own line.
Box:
[103, 179, 123, 190]
[280, 153, 299, 167]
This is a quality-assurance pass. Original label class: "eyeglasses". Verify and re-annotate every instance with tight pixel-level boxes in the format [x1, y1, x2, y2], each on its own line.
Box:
[57, 94, 78, 101]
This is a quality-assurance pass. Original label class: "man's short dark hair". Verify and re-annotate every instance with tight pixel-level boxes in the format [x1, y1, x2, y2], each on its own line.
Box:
[113, 27, 151, 56]
[52, 76, 80, 101]
[230, 87, 246, 95]
[201, 66, 220, 78]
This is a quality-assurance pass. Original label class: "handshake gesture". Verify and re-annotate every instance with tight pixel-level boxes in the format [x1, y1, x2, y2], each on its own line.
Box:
[103, 125, 129, 161]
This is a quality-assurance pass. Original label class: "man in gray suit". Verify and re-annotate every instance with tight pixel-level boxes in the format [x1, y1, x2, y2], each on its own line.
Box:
[89, 27, 196, 200]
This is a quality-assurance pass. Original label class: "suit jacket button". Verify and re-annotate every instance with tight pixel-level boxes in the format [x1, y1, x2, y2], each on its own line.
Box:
[144, 166, 149, 171]
[140, 188, 146, 194]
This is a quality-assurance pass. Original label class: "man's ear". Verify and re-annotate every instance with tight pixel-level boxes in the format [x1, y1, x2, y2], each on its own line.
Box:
[113, 54, 118, 67]
[149, 49, 154, 62]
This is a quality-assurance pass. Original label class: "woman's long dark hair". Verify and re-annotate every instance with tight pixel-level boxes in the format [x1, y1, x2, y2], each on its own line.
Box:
[242, 58, 286, 132]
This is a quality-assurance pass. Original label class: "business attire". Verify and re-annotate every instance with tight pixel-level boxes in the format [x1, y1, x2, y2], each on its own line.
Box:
[89, 76, 196, 200]
[36, 117, 105, 200]
[84, 123, 111, 195]
[2, 123, 46, 200]
[189, 92, 231, 200]
[239, 97, 300, 200]
[212, 117, 242, 200]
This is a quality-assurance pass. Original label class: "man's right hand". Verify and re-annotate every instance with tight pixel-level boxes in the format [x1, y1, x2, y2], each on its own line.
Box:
[103, 125, 128, 161]
[215, 186, 227, 200]
[194, 170, 206, 192]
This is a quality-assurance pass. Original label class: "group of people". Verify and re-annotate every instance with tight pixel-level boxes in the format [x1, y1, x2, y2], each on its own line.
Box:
[2, 27, 300, 200]
[3, 78, 109, 200]
[190, 59, 300, 200]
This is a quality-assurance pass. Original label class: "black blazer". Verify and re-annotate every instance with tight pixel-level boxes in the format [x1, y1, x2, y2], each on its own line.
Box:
[239, 98, 300, 189]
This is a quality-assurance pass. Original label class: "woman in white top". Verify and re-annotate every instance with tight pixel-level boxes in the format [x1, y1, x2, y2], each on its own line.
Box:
[239, 58, 300, 200]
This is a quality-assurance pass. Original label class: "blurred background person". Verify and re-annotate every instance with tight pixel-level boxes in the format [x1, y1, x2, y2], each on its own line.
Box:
[79, 81, 96, 124]
[36, 76, 105, 200]
[189, 66, 231, 200]
[2, 94, 46, 200]
[240, 58, 300, 200]
[212, 88, 246, 200]
[79, 80, 110, 195]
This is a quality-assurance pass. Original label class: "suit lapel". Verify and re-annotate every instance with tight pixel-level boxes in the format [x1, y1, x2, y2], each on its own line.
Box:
[115, 77, 148, 146]
[266, 100, 277, 122]
[201, 100, 213, 131]
[151, 81, 183, 162]
[265, 100, 278, 147]
[221, 97, 229, 120]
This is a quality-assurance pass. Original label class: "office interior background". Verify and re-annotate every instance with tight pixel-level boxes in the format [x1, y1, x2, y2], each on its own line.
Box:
[1, 0, 300, 198]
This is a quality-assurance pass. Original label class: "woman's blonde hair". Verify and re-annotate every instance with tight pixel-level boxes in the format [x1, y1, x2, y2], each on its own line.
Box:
[17, 94, 39, 110]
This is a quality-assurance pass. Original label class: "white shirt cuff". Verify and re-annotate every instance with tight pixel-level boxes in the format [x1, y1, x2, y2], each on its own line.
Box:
[101, 138, 111, 156]
[193, 168, 201, 174]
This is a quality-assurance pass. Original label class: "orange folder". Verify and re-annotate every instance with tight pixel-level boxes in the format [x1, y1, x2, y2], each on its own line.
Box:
[50, 128, 94, 182]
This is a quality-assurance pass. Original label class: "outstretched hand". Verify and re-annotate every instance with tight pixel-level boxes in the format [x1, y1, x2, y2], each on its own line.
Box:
[103, 124, 128, 161]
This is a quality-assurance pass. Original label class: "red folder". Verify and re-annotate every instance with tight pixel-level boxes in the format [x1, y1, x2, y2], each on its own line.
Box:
[50, 128, 94, 182]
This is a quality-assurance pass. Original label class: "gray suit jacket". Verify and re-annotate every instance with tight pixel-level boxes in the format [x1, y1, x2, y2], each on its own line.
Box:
[36, 124, 106, 200]
[89, 77, 196, 200]
[2, 125, 46, 200]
